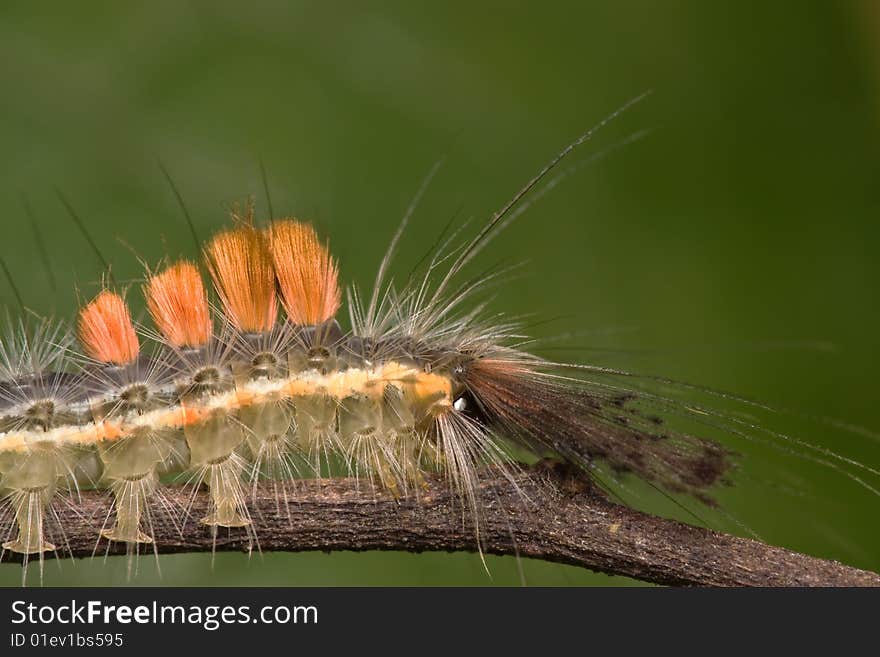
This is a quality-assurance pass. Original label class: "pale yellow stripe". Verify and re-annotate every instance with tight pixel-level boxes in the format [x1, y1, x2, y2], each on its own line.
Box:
[0, 362, 453, 453]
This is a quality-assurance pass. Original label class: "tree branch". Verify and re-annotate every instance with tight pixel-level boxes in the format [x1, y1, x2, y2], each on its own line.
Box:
[8, 462, 879, 586]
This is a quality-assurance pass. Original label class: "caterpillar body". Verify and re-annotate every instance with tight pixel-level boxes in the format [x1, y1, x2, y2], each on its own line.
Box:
[0, 112, 874, 584]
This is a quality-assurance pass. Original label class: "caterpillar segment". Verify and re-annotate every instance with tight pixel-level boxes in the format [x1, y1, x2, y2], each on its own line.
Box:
[79, 291, 166, 546]
[90, 372, 176, 544]
[0, 345, 88, 559]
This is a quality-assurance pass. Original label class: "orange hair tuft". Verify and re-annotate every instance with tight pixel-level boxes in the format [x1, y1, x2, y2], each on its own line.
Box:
[268, 220, 341, 325]
[144, 260, 212, 348]
[78, 290, 140, 365]
[204, 222, 277, 333]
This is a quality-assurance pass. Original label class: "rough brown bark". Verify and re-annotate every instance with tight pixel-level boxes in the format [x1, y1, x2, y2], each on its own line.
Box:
[6, 462, 879, 586]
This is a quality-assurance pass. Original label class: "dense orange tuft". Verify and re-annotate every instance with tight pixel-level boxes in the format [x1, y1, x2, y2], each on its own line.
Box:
[204, 222, 277, 333]
[268, 220, 341, 325]
[144, 261, 212, 348]
[78, 290, 140, 365]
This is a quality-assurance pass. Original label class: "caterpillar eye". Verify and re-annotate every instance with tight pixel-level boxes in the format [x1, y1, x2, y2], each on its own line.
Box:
[453, 396, 467, 412]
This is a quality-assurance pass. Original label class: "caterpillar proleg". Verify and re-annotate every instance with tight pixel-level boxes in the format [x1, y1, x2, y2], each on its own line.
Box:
[0, 100, 877, 586]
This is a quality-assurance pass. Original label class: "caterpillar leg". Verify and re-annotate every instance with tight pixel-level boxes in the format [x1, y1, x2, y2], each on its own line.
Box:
[98, 429, 170, 544]
[202, 455, 250, 527]
[294, 395, 338, 476]
[383, 386, 430, 494]
[184, 409, 250, 528]
[339, 393, 406, 495]
[100, 474, 157, 544]
[240, 395, 296, 481]
[3, 488, 55, 554]
[0, 444, 62, 555]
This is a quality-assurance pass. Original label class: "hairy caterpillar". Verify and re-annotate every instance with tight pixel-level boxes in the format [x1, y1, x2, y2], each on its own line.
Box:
[0, 101, 877, 586]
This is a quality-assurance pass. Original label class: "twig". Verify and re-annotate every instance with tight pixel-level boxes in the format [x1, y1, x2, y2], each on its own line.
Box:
[6, 463, 878, 586]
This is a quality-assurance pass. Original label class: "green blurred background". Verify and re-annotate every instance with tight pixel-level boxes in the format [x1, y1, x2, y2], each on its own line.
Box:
[0, 1, 878, 586]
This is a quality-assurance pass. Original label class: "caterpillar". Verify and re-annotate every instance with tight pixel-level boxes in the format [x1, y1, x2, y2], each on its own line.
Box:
[0, 103, 877, 586]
